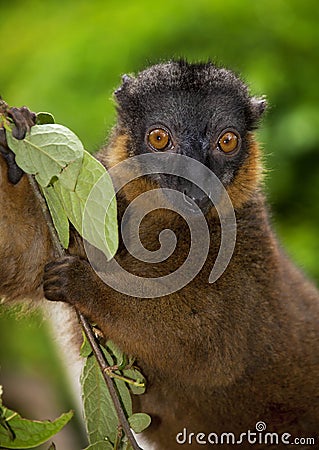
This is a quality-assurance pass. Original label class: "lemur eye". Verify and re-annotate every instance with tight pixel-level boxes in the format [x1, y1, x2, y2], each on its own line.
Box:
[147, 128, 171, 151]
[218, 131, 239, 154]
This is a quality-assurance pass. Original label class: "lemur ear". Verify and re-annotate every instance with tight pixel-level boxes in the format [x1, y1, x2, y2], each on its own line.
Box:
[114, 74, 134, 98]
[250, 96, 267, 121]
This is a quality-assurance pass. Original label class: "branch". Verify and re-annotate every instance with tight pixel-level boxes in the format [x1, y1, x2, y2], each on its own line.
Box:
[27, 174, 141, 450]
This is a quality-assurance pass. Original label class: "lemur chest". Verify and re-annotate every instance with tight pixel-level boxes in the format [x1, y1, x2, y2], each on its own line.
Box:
[115, 207, 222, 280]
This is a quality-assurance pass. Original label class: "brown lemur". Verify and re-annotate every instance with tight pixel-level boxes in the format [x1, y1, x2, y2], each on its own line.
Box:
[0, 61, 318, 449]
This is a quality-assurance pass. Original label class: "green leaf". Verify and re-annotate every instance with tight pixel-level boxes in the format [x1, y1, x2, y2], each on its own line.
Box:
[0, 409, 73, 449]
[0, 387, 16, 442]
[81, 352, 133, 446]
[106, 340, 128, 370]
[42, 185, 70, 248]
[7, 124, 84, 187]
[128, 413, 151, 434]
[84, 441, 113, 450]
[55, 151, 118, 260]
[36, 112, 55, 125]
[100, 346, 115, 367]
[114, 377, 132, 419]
[122, 368, 146, 395]
[0, 407, 15, 442]
[81, 355, 119, 445]
[80, 332, 93, 358]
[7, 123, 118, 260]
[58, 156, 83, 191]
[47, 443, 56, 450]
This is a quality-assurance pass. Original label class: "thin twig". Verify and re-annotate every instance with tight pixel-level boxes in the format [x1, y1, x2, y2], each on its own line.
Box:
[78, 311, 140, 449]
[27, 176, 64, 258]
[103, 370, 145, 388]
[27, 174, 141, 450]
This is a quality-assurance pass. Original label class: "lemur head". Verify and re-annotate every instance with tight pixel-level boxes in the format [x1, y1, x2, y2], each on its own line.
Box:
[107, 60, 266, 212]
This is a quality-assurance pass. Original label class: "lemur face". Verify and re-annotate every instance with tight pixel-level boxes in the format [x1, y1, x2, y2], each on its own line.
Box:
[114, 61, 266, 212]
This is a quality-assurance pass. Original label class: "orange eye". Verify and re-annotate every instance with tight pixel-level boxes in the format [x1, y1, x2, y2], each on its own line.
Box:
[148, 128, 171, 151]
[218, 131, 239, 153]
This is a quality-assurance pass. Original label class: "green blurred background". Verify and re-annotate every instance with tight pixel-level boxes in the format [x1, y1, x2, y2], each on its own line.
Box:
[0, 0, 318, 448]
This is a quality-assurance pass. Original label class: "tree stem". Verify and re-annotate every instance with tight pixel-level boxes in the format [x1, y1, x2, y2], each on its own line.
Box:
[27, 174, 141, 450]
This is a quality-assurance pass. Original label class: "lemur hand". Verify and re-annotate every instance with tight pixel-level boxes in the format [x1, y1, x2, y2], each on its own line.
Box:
[0, 105, 37, 184]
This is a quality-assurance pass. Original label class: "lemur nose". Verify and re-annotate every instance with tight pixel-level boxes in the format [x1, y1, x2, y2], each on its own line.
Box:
[182, 185, 211, 213]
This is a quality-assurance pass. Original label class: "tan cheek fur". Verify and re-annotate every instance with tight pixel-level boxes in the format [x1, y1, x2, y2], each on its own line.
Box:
[226, 133, 264, 209]
[100, 131, 264, 215]
[97, 133, 130, 169]
[97, 132, 161, 205]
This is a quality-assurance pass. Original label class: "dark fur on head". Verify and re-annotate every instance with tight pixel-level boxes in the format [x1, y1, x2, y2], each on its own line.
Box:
[115, 60, 266, 132]
[107, 60, 267, 210]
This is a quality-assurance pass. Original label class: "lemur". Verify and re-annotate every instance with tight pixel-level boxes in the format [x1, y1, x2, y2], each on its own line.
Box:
[0, 61, 318, 449]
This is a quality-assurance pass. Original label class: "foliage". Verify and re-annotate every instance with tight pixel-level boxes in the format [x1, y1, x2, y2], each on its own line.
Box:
[81, 339, 150, 449]
[0, 384, 73, 450]
[7, 121, 118, 259]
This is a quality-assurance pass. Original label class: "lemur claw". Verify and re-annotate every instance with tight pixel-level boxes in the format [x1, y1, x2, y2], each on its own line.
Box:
[0, 106, 37, 184]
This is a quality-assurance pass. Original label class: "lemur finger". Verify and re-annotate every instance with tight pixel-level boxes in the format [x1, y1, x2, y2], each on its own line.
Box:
[44, 256, 79, 273]
[0, 128, 6, 148]
[43, 281, 68, 303]
[1, 149, 24, 184]
[43, 256, 91, 305]
[0, 128, 24, 184]
[8, 107, 36, 140]
[0, 106, 36, 184]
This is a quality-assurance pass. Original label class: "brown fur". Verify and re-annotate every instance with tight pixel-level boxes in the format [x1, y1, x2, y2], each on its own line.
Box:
[44, 131, 319, 448]
[226, 133, 264, 209]
[99, 131, 130, 168]
[1, 115, 319, 449]
[0, 157, 53, 302]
